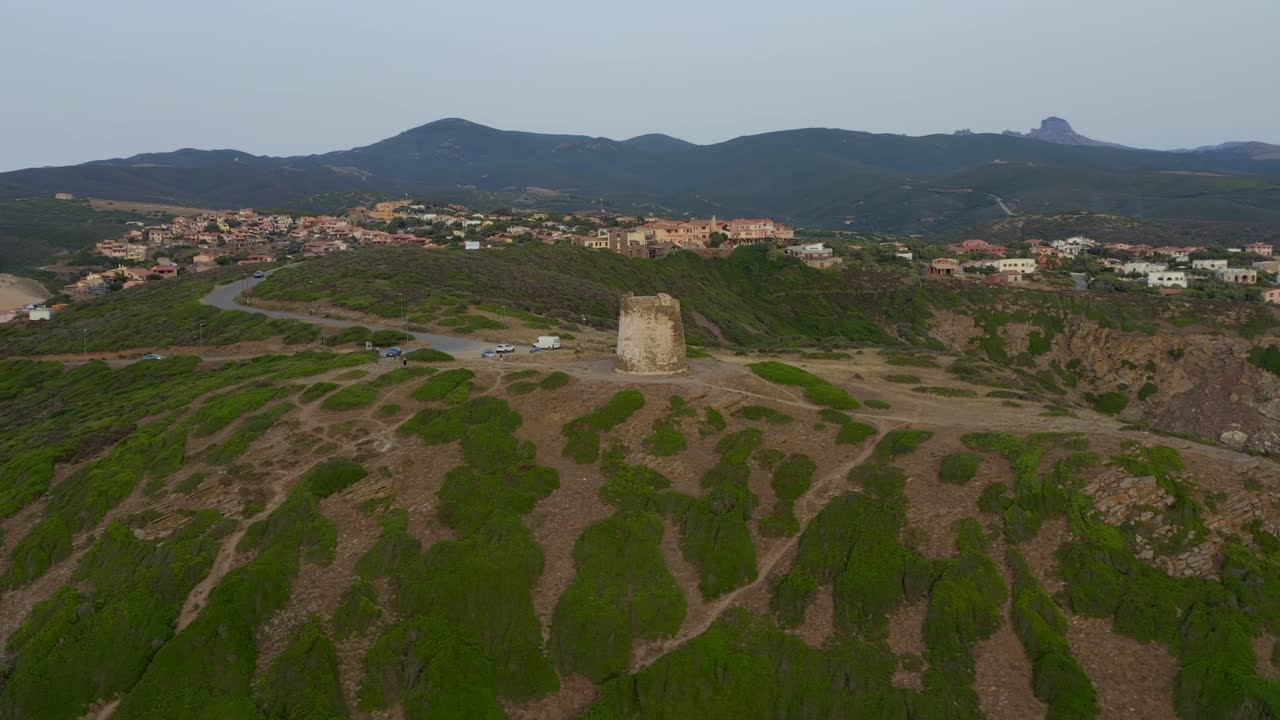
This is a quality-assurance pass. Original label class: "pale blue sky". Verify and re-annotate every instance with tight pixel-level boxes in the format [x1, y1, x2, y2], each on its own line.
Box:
[2, 0, 1278, 171]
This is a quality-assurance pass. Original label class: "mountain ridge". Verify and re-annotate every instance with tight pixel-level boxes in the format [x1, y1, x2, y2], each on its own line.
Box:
[3, 117, 1280, 232]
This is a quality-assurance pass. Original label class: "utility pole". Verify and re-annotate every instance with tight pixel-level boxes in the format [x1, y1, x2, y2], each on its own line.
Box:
[399, 292, 407, 330]
[81, 328, 87, 356]
[198, 320, 207, 361]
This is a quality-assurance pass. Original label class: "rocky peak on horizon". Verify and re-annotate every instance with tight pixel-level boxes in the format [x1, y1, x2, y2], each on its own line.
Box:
[1003, 116, 1132, 149]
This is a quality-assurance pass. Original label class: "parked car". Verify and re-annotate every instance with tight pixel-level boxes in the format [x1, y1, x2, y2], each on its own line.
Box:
[384, 347, 403, 358]
[141, 353, 166, 360]
[252, 270, 265, 279]
[496, 343, 515, 353]
[481, 350, 498, 358]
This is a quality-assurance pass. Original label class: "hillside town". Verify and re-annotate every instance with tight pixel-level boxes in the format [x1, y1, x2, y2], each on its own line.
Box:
[9, 198, 1280, 324]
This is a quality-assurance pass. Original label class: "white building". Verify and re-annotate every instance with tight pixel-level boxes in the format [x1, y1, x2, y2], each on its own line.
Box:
[1050, 236, 1096, 256]
[1191, 259, 1228, 271]
[784, 243, 842, 269]
[1147, 271, 1187, 288]
[1215, 268, 1257, 284]
[1122, 261, 1169, 276]
[28, 306, 56, 321]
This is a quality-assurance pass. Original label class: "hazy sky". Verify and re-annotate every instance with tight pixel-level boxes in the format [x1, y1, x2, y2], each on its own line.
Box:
[3, 0, 1278, 171]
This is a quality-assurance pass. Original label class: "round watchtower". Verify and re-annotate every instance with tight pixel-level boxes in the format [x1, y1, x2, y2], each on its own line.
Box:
[614, 293, 688, 375]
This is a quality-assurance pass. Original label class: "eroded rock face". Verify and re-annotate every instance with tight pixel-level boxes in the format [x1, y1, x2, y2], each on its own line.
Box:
[615, 293, 688, 376]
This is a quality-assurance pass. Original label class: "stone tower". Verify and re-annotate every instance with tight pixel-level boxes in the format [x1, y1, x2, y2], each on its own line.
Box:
[615, 293, 688, 375]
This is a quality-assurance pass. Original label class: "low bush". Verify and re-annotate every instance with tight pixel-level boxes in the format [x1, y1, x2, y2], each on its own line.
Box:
[562, 390, 646, 464]
[873, 429, 934, 459]
[369, 329, 412, 346]
[865, 399, 891, 409]
[299, 382, 339, 403]
[368, 366, 435, 388]
[1137, 382, 1159, 401]
[884, 374, 921, 384]
[206, 403, 294, 464]
[939, 452, 982, 485]
[733, 405, 793, 425]
[404, 347, 455, 363]
[255, 619, 349, 720]
[321, 384, 380, 411]
[1090, 391, 1130, 415]
[748, 361, 858, 408]
[836, 421, 878, 445]
[410, 368, 475, 403]
[913, 386, 978, 398]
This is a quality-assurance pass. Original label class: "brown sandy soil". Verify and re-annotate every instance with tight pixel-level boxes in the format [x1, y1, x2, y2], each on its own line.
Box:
[975, 617, 1046, 720]
[1020, 516, 1069, 595]
[506, 673, 598, 720]
[886, 601, 927, 690]
[88, 198, 207, 215]
[1256, 636, 1280, 682]
[1067, 614, 1178, 720]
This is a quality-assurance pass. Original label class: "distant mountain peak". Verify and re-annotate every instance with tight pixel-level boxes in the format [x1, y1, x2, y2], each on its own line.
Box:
[1003, 117, 1131, 149]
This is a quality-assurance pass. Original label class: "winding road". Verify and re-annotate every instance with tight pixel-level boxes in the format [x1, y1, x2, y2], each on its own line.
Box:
[200, 265, 491, 355]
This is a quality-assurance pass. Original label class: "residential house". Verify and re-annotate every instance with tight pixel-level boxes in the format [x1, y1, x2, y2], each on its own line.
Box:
[150, 264, 179, 279]
[927, 258, 960, 277]
[1191, 259, 1229, 271]
[1246, 242, 1274, 256]
[947, 239, 1006, 256]
[1261, 288, 1280, 304]
[571, 235, 610, 250]
[1253, 260, 1280, 274]
[27, 306, 56, 321]
[1215, 268, 1258, 284]
[985, 271, 1026, 286]
[1147, 271, 1188, 288]
[783, 243, 841, 269]
[995, 258, 1036, 274]
[1121, 261, 1168, 276]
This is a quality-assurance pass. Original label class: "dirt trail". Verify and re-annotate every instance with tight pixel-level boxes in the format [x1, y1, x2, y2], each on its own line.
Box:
[630, 430, 888, 671]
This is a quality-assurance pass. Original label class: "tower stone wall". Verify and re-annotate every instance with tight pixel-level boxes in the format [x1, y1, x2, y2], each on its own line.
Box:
[615, 293, 688, 375]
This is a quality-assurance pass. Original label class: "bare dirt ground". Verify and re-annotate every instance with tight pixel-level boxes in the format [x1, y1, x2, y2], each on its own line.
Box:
[88, 198, 207, 216]
[1067, 614, 1179, 720]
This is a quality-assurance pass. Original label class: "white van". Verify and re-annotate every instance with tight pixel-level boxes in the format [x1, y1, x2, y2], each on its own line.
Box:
[532, 336, 561, 350]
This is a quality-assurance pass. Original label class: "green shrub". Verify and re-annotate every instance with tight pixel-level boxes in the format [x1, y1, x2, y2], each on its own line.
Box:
[540, 371, 570, 390]
[376, 403, 401, 418]
[865, 399, 891, 409]
[803, 383, 860, 409]
[299, 381, 339, 403]
[733, 405, 793, 424]
[1249, 345, 1280, 376]
[1137, 382, 1159, 401]
[321, 384, 380, 411]
[699, 407, 727, 436]
[819, 408, 851, 425]
[0, 513, 226, 720]
[369, 329, 412, 346]
[255, 619, 350, 720]
[562, 390, 646, 464]
[913, 386, 978, 398]
[873, 429, 933, 459]
[643, 422, 687, 457]
[1090, 391, 1130, 415]
[301, 458, 367, 498]
[325, 325, 370, 346]
[369, 366, 435, 388]
[549, 511, 686, 682]
[836, 421, 877, 445]
[206, 403, 294, 464]
[508, 381, 539, 395]
[1007, 549, 1098, 720]
[754, 447, 786, 470]
[333, 579, 382, 640]
[189, 383, 278, 436]
[404, 347, 455, 363]
[883, 374, 921, 384]
[939, 452, 982, 485]
[411, 368, 475, 403]
[748, 361, 859, 408]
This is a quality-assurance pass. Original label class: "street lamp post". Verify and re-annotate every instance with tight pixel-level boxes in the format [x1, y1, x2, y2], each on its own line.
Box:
[198, 321, 207, 361]
[81, 328, 87, 356]
[399, 292, 407, 330]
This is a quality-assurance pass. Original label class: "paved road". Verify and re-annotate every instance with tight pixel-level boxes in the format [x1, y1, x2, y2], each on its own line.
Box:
[199, 265, 492, 355]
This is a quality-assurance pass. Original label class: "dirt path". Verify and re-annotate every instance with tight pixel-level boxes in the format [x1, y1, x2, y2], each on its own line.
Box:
[630, 430, 888, 671]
